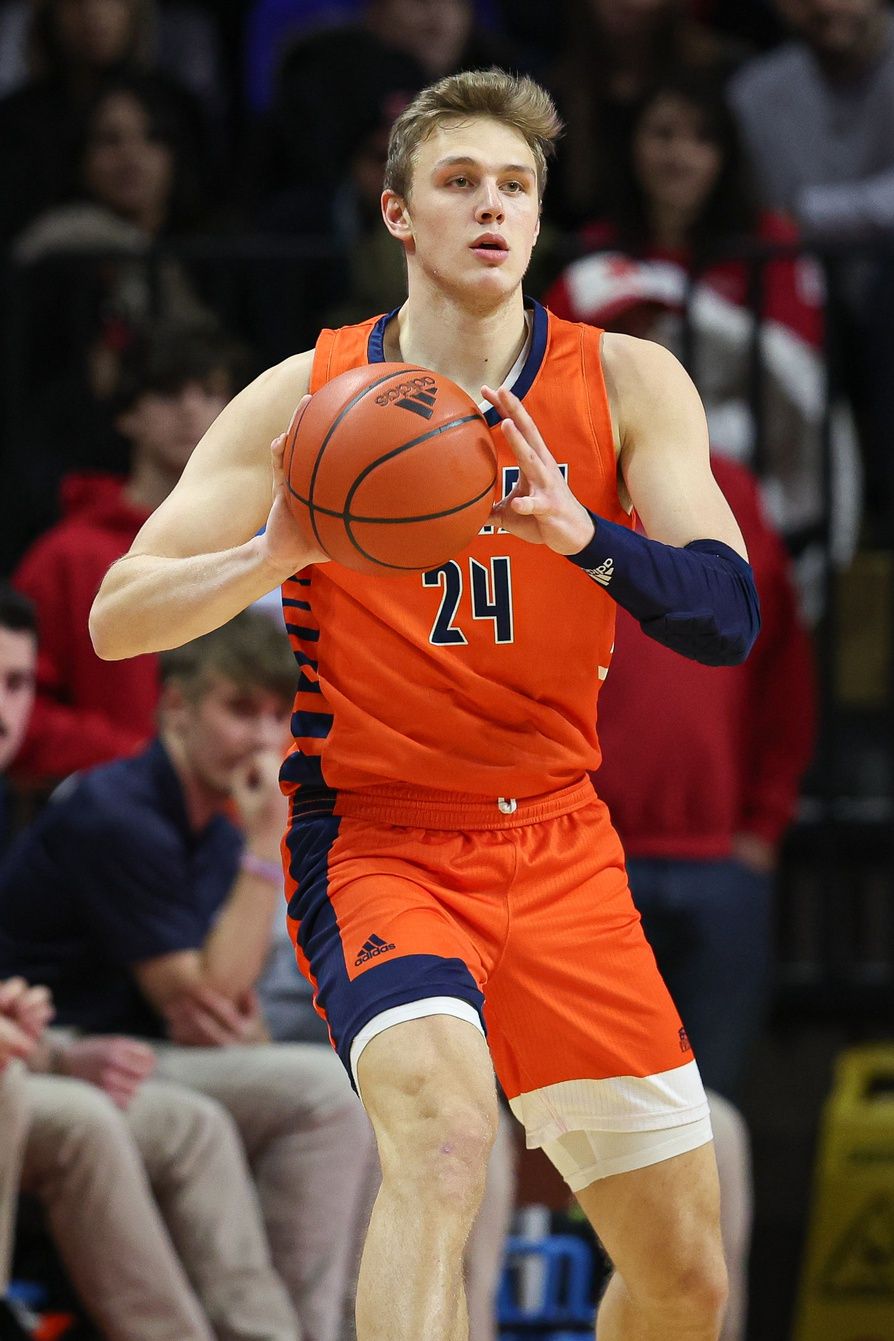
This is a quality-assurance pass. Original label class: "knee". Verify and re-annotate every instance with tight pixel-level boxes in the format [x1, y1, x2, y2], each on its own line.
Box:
[632, 1243, 729, 1328]
[378, 1086, 498, 1211]
[48, 1081, 131, 1165]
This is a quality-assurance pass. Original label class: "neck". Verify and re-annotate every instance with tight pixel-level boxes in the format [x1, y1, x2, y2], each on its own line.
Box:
[386, 281, 529, 402]
[124, 452, 181, 513]
[161, 729, 223, 832]
[647, 202, 696, 253]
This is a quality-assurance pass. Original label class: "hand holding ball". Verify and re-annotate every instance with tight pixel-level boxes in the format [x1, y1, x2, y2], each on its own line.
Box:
[284, 364, 497, 574]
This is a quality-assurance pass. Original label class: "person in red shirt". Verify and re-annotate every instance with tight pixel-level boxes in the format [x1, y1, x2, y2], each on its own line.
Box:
[596, 454, 817, 1101]
[12, 321, 246, 783]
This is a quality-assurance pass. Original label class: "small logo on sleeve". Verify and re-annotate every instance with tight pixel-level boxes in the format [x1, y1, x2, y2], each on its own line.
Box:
[678, 1027, 692, 1054]
[355, 933, 397, 966]
[584, 558, 614, 587]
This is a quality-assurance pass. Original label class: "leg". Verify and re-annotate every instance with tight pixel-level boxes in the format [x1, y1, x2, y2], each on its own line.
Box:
[355, 1015, 499, 1341]
[126, 1078, 299, 1341]
[0, 1062, 28, 1293]
[463, 1105, 516, 1341]
[706, 1092, 752, 1341]
[630, 859, 774, 1100]
[579, 1142, 728, 1341]
[153, 1041, 376, 1341]
[21, 1074, 214, 1341]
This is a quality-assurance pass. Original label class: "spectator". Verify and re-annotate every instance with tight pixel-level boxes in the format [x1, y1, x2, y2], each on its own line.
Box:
[594, 456, 817, 1340]
[259, 912, 517, 1341]
[0, 589, 37, 848]
[0, 0, 209, 242]
[251, 0, 516, 227]
[12, 73, 216, 409]
[0, 611, 377, 1341]
[548, 0, 745, 224]
[11, 321, 246, 785]
[729, 0, 894, 242]
[0, 586, 300, 1341]
[729, 0, 894, 531]
[544, 73, 861, 615]
[596, 457, 817, 1100]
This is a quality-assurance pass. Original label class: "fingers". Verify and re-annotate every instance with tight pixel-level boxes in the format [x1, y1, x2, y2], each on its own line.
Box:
[482, 385, 556, 470]
[0, 1014, 33, 1063]
[15, 985, 53, 1035]
[0, 977, 28, 1011]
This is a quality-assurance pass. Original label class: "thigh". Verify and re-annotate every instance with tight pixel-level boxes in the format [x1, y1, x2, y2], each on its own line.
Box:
[152, 1041, 356, 1152]
[284, 811, 509, 1082]
[576, 1140, 722, 1293]
[486, 802, 706, 1149]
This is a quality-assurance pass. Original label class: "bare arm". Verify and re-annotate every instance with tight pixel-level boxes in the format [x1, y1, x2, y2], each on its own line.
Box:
[602, 333, 747, 555]
[132, 748, 287, 1039]
[90, 351, 325, 660]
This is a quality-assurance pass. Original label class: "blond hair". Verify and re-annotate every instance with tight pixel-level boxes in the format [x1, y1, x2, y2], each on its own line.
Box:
[385, 68, 563, 202]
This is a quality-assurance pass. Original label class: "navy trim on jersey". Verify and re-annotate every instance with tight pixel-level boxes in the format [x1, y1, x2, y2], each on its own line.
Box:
[366, 299, 548, 427]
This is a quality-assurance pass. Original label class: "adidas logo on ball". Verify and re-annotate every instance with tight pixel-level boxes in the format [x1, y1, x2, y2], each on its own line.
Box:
[375, 376, 439, 419]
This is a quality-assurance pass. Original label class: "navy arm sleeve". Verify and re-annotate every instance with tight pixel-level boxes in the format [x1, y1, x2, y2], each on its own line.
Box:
[567, 512, 761, 666]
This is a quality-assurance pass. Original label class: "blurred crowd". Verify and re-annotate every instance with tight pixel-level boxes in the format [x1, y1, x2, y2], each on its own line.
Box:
[0, 2, 892, 1339]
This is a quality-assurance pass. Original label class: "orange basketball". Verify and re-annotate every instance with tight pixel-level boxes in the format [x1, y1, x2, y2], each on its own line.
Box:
[284, 363, 498, 575]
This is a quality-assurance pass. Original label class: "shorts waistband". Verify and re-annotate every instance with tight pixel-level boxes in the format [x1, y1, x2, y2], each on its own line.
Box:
[329, 776, 596, 830]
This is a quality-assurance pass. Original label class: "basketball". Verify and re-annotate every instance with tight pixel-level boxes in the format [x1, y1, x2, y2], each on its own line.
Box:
[284, 363, 498, 575]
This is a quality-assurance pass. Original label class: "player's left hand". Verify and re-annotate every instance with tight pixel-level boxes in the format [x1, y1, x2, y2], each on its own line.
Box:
[482, 385, 595, 555]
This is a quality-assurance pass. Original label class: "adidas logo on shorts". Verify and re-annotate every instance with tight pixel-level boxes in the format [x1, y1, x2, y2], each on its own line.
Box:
[355, 933, 397, 966]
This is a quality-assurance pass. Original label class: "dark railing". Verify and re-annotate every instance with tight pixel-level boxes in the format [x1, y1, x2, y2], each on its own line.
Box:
[1, 236, 891, 1017]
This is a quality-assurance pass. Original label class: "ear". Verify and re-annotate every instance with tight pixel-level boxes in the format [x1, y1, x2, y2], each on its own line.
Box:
[381, 189, 414, 250]
[157, 679, 189, 732]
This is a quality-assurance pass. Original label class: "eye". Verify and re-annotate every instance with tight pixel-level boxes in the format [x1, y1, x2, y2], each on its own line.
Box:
[449, 176, 470, 188]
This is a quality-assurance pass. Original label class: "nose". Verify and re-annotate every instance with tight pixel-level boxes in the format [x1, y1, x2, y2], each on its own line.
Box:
[474, 180, 504, 224]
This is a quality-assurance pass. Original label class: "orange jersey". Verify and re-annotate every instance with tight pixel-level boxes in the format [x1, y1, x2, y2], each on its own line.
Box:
[280, 300, 632, 800]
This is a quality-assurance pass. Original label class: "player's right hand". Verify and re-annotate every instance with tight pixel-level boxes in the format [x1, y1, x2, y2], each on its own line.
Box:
[261, 397, 330, 572]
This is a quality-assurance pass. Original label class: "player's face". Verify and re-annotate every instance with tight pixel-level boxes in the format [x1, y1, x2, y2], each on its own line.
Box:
[118, 376, 231, 475]
[171, 675, 291, 797]
[0, 628, 36, 772]
[386, 117, 541, 307]
[633, 94, 723, 224]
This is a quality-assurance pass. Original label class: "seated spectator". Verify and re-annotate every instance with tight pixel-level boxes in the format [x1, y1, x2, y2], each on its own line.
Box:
[11, 321, 246, 785]
[0, 611, 377, 1341]
[594, 456, 817, 1340]
[12, 73, 218, 408]
[0, 588, 37, 848]
[0, 0, 210, 242]
[0, 587, 299, 1341]
[548, 0, 746, 225]
[545, 73, 861, 616]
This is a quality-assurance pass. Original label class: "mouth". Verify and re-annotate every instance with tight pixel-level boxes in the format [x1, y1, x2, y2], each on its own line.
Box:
[470, 234, 510, 264]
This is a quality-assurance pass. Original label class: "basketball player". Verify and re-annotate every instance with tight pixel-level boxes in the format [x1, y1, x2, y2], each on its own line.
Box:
[90, 71, 760, 1341]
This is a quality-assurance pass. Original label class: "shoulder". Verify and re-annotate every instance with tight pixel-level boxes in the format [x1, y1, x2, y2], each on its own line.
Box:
[729, 43, 809, 104]
[600, 332, 692, 403]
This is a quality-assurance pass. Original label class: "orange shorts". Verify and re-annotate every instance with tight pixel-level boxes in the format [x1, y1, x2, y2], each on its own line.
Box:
[283, 778, 707, 1148]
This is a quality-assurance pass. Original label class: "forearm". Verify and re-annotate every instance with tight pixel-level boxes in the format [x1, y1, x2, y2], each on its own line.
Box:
[200, 859, 283, 999]
[90, 536, 297, 660]
[569, 513, 761, 666]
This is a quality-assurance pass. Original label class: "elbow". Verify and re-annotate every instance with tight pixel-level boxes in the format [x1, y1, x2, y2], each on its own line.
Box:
[641, 606, 761, 667]
[88, 600, 126, 661]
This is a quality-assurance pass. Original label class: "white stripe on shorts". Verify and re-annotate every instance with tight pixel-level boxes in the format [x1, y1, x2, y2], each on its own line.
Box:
[349, 996, 484, 1093]
[508, 1059, 709, 1148]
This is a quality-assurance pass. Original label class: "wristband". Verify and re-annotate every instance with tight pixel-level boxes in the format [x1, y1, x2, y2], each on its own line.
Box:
[240, 851, 283, 885]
